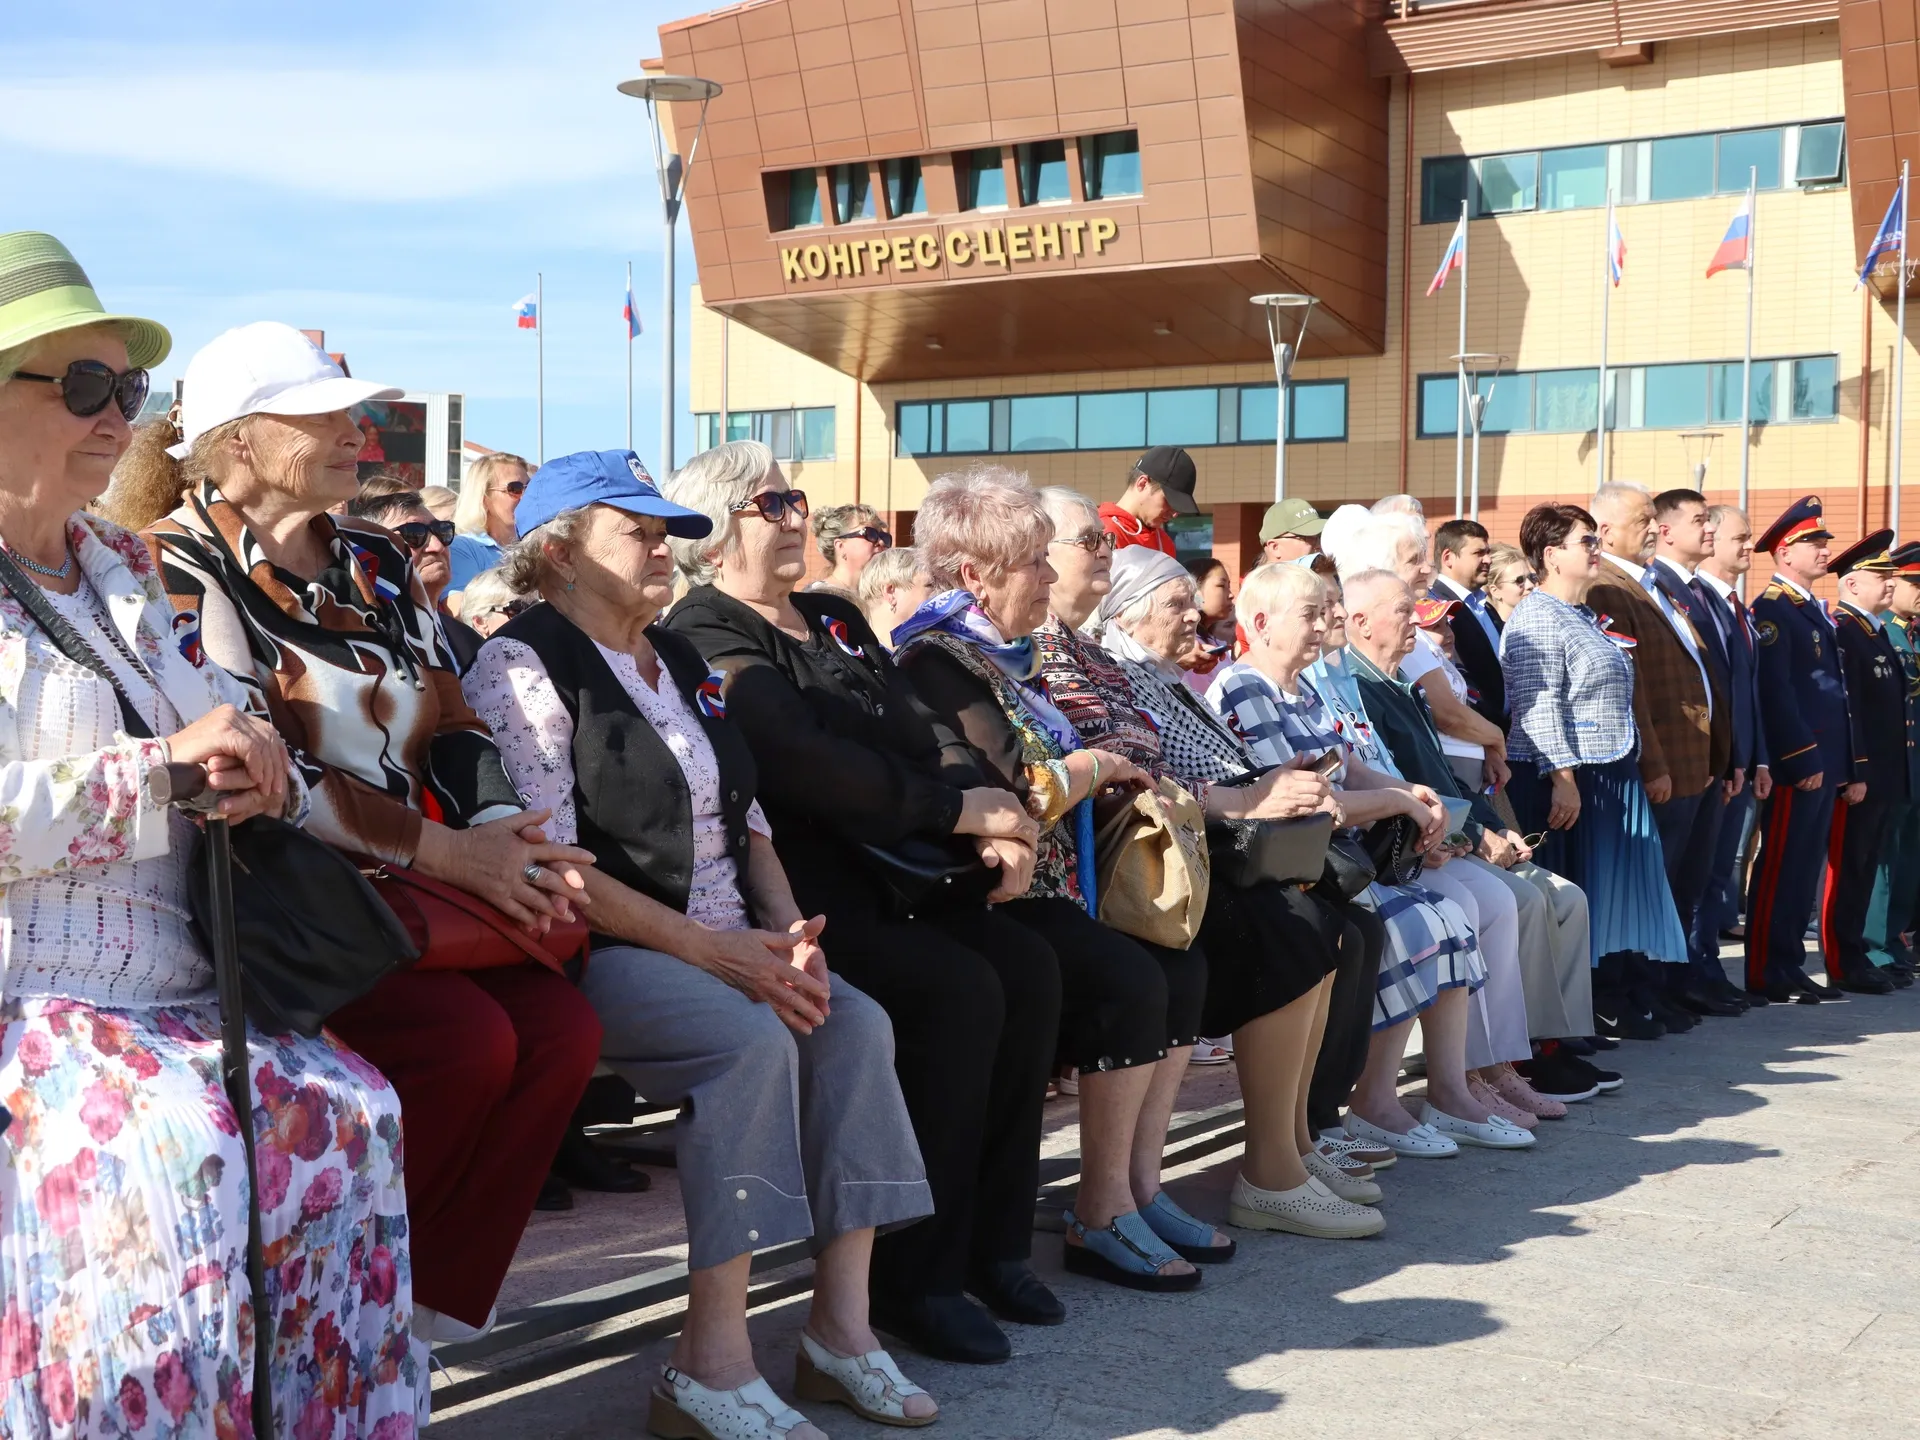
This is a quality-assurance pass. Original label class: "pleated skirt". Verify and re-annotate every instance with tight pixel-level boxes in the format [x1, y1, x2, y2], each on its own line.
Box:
[1509, 756, 1689, 966]
[1360, 879, 1487, 1031]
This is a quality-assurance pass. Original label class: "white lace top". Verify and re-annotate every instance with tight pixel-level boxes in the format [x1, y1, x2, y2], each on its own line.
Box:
[464, 637, 771, 932]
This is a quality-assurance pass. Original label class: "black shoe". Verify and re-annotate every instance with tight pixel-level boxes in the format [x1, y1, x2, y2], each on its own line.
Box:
[1676, 985, 1746, 1017]
[550, 1125, 652, 1193]
[1595, 1007, 1665, 1041]
[1513, 1053, 1600, 1102]
[1835, 966, 1895, 995]
[1556, 1036, 1598, 1056]
[535, 1174, 574, 1212]
[1790, 974, 1841, 1003]
[871, 1293, 1012, 1365]
[1708, 977, 1753, 1009]
[968, 1261, 1066, 1326]
[1744, 985, 1785, 1006]
[1719, 925, 1746, 941]
[1887, 966, 1915, 989]
[1645, 992, 1698, 1032]
[1564, 1055, 1624, 1092]
[1586, 1033, 1620, 1051]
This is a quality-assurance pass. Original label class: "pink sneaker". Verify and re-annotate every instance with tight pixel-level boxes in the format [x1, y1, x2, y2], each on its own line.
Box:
[1489, 1066, 1568, 1120]
[1468, 1077, 1537, 1129]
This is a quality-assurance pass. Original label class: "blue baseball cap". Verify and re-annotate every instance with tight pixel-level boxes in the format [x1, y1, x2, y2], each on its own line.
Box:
[514, 449, 712, 540]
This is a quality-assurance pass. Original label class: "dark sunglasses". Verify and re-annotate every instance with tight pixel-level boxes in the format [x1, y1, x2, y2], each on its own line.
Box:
[1051, 530, 1117, 556]
[494, 479, 528, 496]
[481, 597, 536, 621]
[730, 488, 809, 523]
[841, 525, 892, 549]
[14, 360, 150, 423]
[393, 519, 456, 550]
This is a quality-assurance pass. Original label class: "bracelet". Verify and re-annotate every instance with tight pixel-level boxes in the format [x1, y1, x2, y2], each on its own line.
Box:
[1088, 753, 1102, 796]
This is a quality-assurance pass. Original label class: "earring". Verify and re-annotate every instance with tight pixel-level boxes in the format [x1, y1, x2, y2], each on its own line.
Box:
[565, 578, 575, 593]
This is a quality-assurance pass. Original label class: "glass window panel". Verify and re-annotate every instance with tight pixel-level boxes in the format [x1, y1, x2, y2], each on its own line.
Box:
[1147, 388, 1218, 447]
[786, 170, 822, 228]
[1709, 362, 1772, 425]
[1533, 370, 1598, 432]
[883, 157, 926, 217]
[1541, 145, 1608, 210]
[1419, 374, 1463, 438]
[1016, 140, 1070, 205]
[1077, 391, 1146, 450]
[1796, 122, 1845, 184]
[1793, 355, 1838, 419]
[1641, 363, 1709, 429]
[1009, 394, 1075, 451]
[726, 411, 752, 442]
[1217, 387, 1239, 445]
[1476, 152, 1537, 214]
[1289, 382, 1346, 441]
[897, 403, 929, 457]
[694, 414, 717, 451]
[1239, 385, 1279, 443]
[799, 407, 836, 460]
[943, 400, 991, 453]
[831, 163, 873, 223]
[1718, 129, 1782, 192]
[1421, 156, 1473, 225]
[1081, 131, 1141, 200]
[964, 148, 1007, 210]
[1475, 372, 1532, 434]
[1649, 134, 1715, 201]
[990, 397, 1011, 453]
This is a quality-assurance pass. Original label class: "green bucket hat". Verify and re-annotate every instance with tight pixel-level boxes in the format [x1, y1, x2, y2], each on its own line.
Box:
[0, 232, 170, 370]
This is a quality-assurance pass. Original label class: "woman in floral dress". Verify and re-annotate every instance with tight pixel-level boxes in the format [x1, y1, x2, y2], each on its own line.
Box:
[0, 233, 419, 1437]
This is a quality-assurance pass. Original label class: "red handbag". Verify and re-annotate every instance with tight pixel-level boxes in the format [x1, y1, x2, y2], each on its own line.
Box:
[366, 865, 590, 976]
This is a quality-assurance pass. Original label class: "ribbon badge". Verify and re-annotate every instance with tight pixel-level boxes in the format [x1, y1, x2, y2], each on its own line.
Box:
[172, 611, 204, 668]
[1595, 613, 1637, 650]
[695, 671, 727, 720]
[825, 616, 865, 659]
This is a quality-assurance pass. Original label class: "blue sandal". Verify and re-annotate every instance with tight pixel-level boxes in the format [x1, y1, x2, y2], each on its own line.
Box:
[1141, 1192, 1237, 1264]
[1063, 1207, 1203, 1292]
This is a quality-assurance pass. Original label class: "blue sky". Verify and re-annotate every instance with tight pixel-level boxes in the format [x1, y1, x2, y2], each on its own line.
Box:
[1, 0, 709, 471]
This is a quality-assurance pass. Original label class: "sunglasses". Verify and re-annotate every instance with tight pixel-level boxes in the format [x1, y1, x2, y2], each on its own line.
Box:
[730, 488, 809, 523]
[481, 598, 535, 621]
[1521, 832, 1548, 850]
[1051, 530, 1118, 556]
[14, 359, 150, 423]
[393, 519, 456, 550]
[493, 480, 528, 497]
[841, 526, 892, 549]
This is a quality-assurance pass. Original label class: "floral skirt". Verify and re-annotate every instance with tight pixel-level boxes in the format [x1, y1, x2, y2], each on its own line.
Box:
[0, 998, 422, 1438]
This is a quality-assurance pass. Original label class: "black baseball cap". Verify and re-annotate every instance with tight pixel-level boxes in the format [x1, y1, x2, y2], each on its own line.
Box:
[1131, 446, 1198, 515]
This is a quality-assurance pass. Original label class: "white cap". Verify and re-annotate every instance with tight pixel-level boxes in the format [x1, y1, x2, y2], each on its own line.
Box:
[168, 321, 404, 458]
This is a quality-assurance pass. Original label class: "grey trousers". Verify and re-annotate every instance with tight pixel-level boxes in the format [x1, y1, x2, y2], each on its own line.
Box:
[582, 944, 933, 1272]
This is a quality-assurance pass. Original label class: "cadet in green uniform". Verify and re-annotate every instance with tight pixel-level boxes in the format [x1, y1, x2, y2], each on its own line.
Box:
[1865, 541, 1920, 973]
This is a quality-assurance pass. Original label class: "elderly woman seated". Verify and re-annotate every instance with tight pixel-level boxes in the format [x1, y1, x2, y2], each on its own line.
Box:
[890, 468, 1213, 1294]
[856, 544, 935, 648]
[463, 449, 938, 1440]
[1033, 489, 1387, 1238]
[1201, 560, 1537, 1155]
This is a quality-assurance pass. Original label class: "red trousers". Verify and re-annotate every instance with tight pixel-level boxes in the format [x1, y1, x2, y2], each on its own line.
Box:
[328, 965, 601, 1325]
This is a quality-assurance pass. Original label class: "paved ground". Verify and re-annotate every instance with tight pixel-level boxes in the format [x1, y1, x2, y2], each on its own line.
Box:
[434, 960, 1920, 1439]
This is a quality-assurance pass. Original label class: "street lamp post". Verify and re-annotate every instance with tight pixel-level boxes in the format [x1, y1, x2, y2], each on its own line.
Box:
[1250, 293, 1318, 502]
[1678, 429, 1720, 490]
[617, 73, 723, 474]
[1453, 352, 1508, 522]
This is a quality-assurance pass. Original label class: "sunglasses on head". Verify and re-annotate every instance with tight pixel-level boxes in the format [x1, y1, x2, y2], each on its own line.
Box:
[842, 525, 892, 549]
[1051, 530, 1117, 556]
[730, 488, 809, 523]
[14, 359, 150, 423]
[393, 519, 456, 550]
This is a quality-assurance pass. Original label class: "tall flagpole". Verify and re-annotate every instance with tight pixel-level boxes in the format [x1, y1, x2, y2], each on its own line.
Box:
[1739, 171, 1755, 513]
[1598, 191, 1612, 491]
[626, 260, 635, 452]
[1455, 199, 1468, 517]
[536, 271, 545, 464]
[1895, 159, 1909, 536]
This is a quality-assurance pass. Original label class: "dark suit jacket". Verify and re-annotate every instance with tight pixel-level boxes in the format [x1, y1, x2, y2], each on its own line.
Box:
[1646, 558, 1735, 782]
[1587, 555, 1724, 796]
[1751, 578, 1853, 787]
[1834, 604, 1910, 802]
[1431, 580, 1507, 729]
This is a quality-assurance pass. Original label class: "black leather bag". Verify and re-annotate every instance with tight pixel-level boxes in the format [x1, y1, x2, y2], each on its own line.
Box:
[1318, 831, 1378, 901]
[1207, 814, 1333, 888]
[858, 835, 998, 918]
[1364, 813, 1426, 888]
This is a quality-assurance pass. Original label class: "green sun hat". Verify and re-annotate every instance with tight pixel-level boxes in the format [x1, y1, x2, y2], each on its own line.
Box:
[0, 232, 171, 370]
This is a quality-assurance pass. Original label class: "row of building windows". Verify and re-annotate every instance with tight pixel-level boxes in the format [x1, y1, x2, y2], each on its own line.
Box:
[895, 382, 1348, 458]
[1420, 120, 1844, 224]
[1414, 355, 1839, 437]
[692, 407, 838, 461]
[776, 131, 1141, 231]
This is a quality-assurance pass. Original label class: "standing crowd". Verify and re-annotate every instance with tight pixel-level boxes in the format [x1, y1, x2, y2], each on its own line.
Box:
[0, 230, 1913, 1440]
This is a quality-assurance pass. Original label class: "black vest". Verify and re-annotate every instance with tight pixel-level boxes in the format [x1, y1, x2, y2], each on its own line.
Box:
[495, 602, 759, 918]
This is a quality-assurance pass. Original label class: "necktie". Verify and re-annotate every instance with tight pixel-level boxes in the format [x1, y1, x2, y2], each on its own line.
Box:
[1688, 578, 1726, 645]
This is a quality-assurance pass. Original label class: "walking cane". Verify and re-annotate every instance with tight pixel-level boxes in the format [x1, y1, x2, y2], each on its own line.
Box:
[148, 762, 275, 1440]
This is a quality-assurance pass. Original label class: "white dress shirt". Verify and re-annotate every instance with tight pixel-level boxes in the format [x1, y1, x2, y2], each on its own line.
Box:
[1607, 550, 1713, 721]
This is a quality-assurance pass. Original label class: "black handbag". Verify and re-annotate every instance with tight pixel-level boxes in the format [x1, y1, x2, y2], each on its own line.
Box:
[1318, 831, 1378, 901]
[1206, 814, 1332, 888]
[858, 835, 998, 918]
[1364, 813, 1426, 888]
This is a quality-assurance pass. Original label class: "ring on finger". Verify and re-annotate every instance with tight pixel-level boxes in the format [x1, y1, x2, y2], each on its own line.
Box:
[523, 863, 546, 886]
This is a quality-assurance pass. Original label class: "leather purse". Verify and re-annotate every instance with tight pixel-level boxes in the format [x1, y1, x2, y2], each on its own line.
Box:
[1318, 831, 1378, 902]
[1364, 813, 1426, 888]
[1207, 812, 1333, 888]
[858, 835, 998, 918]
[367, 865, 589, 975]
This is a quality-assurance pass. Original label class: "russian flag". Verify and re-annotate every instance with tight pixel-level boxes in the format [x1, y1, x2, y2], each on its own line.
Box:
[1858, 184, 1904, 288]
[1426, 216, 1466, 297]
[1606, 201, 1626, 287]
[513, 293, 538, 330]
[1705, 198, 1752, 278]
[623, 283, 642, 339]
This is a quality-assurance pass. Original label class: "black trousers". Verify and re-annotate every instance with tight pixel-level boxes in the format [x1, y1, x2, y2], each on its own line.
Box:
[1746, 781, 1839, 990]
[1307, 896, 1386, 1136]
[1822, 793, 1894, 979]
[824, 903, 1062, 1301]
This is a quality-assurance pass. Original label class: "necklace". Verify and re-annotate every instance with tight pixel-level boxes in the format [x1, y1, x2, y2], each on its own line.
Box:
[5, 543, 73, 580]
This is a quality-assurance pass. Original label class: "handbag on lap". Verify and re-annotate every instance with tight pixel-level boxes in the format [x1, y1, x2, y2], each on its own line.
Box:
[1096, 775, 1210, 948]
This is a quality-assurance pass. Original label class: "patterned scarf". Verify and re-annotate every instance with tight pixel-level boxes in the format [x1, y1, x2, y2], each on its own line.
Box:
[891, 589, 1081, 753]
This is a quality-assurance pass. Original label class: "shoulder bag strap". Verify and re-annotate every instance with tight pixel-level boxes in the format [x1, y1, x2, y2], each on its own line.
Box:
[0, 548, 154, 740]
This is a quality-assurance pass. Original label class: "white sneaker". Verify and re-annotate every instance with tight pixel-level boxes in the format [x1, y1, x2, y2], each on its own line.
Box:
[1418, 1102, 1537, 1150]
[417, 1303, 498, 1344]
[1317, 1129, 1397, 1169]
[1302, 1145, 1382, 1205]
[1343, 1112, 1460, 1158]
[1226, 1172, 1385, 1238]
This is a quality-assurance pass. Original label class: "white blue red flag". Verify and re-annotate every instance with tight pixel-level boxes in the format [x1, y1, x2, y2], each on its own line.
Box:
[1705, 197, 1752, 278]
[1606, 201, 1626, 287]
[1426, 216, 1466, 297]
[623, 283, 642, 339]
[1858, 184, 1905, 287]
[513, 294, 538, 330]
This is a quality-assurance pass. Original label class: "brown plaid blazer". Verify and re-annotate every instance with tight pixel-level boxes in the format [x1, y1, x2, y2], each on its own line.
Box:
[1587, 556, 1730, 796]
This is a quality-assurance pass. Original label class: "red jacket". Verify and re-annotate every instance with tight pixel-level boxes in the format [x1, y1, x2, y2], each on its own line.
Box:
[1098, 502, 1175, 556]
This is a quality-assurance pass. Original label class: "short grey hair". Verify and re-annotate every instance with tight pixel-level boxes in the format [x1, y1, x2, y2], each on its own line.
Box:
[1591, 480, 1651, 513]
[497, 506, 591, 594]
[1334, 514, 1425, 583]
[1371, 494, 1425, 520]
[664, 439, 776, 587]
[1036, 485, 1099, 537]
[1705, 503, 1748, 531]
[857, 544, 927, 606]
[1341, 568, 1410, 618]
[915, 465, 1052, 587]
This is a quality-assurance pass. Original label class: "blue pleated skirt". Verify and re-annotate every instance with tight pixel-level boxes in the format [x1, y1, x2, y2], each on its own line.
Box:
[1509, 756, 1689, 966]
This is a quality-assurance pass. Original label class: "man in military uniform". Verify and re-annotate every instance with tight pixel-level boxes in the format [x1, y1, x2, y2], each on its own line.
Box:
[1745, 496, 1855, 1003]
[1820, 532, 1910, 993]
[1865, 541, 1920, 974]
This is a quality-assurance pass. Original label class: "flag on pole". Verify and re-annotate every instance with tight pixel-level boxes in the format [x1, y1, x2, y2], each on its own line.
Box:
[1858, 184, 1905, 287]
[1606, 203, 1626, 287]
[1426, 216, 1467, 297]
[513, 293, 538, 329]
[1705, 197, 1753, 277]
[623, 282, 642, 339]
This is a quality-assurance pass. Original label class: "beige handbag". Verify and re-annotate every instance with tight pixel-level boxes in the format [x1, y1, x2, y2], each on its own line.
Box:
[1095, 775, 1211, 950]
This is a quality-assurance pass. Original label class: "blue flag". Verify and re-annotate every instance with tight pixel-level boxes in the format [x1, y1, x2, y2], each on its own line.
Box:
[1859, 184, 1904, 287]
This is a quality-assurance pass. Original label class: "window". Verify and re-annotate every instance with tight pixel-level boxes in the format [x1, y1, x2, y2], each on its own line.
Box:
[695, 413, 720, 451]
[1421, 156, 1474, 226]
[1475, 372, 1533, 434]
[713, 408, 836, 461]
[1533, 370, 1599, 432]
[1289, 382, 1347, 442]
[1710, 362, 1773, 425]
[786, 169, 822, 228]
[1718, 128, 1781, 193]
[1239, 385, 1278, 444]
[896, 404, 929, 457]
[1078, 391, 1146, 450]
[1791, 355, 1838, 419]
[1419, 375, 1465, 438]
[1080, 131, 1142, 200]
[798, 407, 836, 460]
[1643, 363, 1711, 429]
[1650, 133, 1715, 201]
[962, 148, 1007, 210]
[831, 163, 873, 223]
[1541, 145, 1608, 211]
[1797, 122, 1845, 185]
[1475, 153, 1537, 214]
[1009, 394, 1076, 451]
[883, 157, 926, 217]
[1147, 388, 1217, 447]
[1016, 140, 1070, 205]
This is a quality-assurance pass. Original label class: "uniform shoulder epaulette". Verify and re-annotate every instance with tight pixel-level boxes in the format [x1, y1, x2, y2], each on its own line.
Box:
[1758, 582, 1789, 603]
[1836, 607, 1870, 631]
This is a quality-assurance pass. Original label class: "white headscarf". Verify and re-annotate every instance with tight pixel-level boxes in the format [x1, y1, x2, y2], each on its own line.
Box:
[1091, 546, 1192, 672]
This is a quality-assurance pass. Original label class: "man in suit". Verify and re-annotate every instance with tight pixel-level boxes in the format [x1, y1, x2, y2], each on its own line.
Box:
[1822, 533, 1912, 993]
[1745, 496, 1854, 1004]
[1431, 518, 1507, 730]
[1588, 482, 1730, 1030]
[1695, 505, 1772, 967]
[1866, 541, 1920, 974]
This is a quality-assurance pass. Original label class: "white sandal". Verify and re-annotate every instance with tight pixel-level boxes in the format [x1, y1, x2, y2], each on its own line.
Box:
[649, 1365, 815, 1440]
[794, 1333, 937, 1428]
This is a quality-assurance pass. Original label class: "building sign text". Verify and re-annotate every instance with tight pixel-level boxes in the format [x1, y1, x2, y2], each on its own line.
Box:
[779, 218, 1120, 284]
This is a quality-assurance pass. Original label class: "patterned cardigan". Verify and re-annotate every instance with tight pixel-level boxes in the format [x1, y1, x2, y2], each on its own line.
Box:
[1498, 588, 1639, 774]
